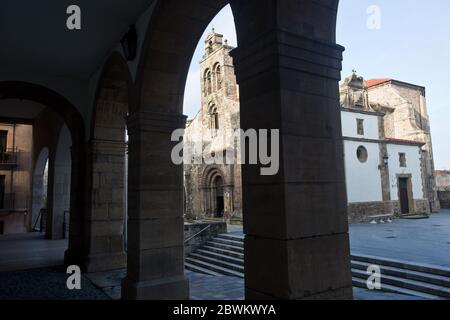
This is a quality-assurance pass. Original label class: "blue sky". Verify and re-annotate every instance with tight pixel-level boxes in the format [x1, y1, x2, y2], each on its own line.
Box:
[183, 1, 450, 169]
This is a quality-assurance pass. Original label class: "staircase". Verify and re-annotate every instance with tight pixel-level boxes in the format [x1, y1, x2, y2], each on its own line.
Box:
[185, 234, 450, 300]
[185, 233, 244, 278]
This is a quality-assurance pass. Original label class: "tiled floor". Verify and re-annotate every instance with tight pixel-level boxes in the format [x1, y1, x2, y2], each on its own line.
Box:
[0, 233, 67, 272]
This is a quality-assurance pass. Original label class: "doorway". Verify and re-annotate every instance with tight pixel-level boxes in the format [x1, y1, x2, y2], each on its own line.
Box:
[398, 177, 412, 215]
[214, 176, 224, 218]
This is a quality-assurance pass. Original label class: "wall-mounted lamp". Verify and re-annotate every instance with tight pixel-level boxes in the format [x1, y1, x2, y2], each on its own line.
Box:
[120, 25, 138, 61]
[383, 155, 389, 166]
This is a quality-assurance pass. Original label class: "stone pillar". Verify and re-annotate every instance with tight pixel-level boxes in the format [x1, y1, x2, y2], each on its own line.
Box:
[231, 0, 353, 299]
[378, 117, 391, 202]
[83, 139, 127, 272]
[121, 111, 189, 300]
[64, 142, 87, 267]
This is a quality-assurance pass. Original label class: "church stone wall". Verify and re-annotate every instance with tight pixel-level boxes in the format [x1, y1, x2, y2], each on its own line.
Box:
[368, 82, 439, 212]
[436, 171, 450, 208]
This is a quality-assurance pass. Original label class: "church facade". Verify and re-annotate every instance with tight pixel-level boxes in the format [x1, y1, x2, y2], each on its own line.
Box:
[183, 31, 242, 223]
[184, 30, 439, 223]
[340, 73, 438, 221]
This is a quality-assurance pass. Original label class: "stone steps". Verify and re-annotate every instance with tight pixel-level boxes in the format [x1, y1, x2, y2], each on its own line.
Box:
[351, 277, 439, 300]
[186, 234, 450, 299]
[196, 249, 244, 266]
[189, 253, 244, 273]
[351, 261, 450, 289]
[351, 269, 449, 299]
[351, 254, 450, 277]
[205, 241, 244, 254]
[185, 257, 244, 278]
[351, 254, 450, 299]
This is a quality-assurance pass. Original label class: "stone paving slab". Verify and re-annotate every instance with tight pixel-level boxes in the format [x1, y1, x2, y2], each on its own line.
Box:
[350, 210, 450, 267]
[0, 267, 110, 300]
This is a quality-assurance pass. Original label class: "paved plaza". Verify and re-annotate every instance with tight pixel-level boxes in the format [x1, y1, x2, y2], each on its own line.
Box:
[350, 209, 450, 267]
[0, 210, 448, 300]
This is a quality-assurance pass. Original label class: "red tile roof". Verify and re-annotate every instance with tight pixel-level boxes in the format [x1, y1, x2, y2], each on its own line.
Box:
[366, 78, 392, 87]
[435, 170, 450, 174]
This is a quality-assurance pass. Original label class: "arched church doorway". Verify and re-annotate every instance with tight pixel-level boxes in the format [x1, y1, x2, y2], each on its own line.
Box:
[213, 175, 224, 218]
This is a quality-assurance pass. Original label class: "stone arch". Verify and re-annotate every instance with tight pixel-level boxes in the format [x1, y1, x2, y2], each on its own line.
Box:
[200, 165, 230, 218]
[125, 0, 350, 300]
[85, 52, 132, 272]
[31, 147, 49, 232]
[50, 124, 72, 240]
[0, 81, 86, 266]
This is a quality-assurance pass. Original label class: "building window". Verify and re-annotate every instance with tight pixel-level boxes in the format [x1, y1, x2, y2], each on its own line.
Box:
[204, 69, 212, 96]
[357, 146, 368, 163]
[209, 104, 219, 135]
[399, 153, 407, 167]
[356, 119, 364, 136]
[214, 63, 222, 90]
[0, 130, 7, 153]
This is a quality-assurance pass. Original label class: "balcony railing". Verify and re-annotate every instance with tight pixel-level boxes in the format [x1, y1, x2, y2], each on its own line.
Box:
[0, 193, 15, 210]
[0, 148, 18, 166]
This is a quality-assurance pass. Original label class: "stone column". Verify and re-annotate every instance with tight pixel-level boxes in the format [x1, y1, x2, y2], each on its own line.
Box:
[231, 0, 353, 299]
[83, 139, 127, 272]
[378, 116, 391, 202]
[64, 142, 87, 267]
[121, 111, 189, 300]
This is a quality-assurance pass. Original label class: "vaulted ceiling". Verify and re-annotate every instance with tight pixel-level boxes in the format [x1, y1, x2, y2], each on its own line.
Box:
[0, 0, 153, 79]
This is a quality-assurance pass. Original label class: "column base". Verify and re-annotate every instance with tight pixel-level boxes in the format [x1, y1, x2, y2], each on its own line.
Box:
[83, 252, 127, 273]
[121, 275, 190, 300]
[64, 248, 82, 268]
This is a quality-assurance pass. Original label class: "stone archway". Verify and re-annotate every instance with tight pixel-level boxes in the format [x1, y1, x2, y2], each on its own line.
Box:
[200, 166, 234, 219]
[123, 0, 352, 300]
[0, 81, 86, 267]
[31, 147, 49, 232]
[84, 52, 132, 272]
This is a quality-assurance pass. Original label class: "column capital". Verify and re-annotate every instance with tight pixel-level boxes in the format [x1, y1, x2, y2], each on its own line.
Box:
[88, 139, 127, 156]
[231, 29, 344, 84]
[126, 111, 187, 135]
